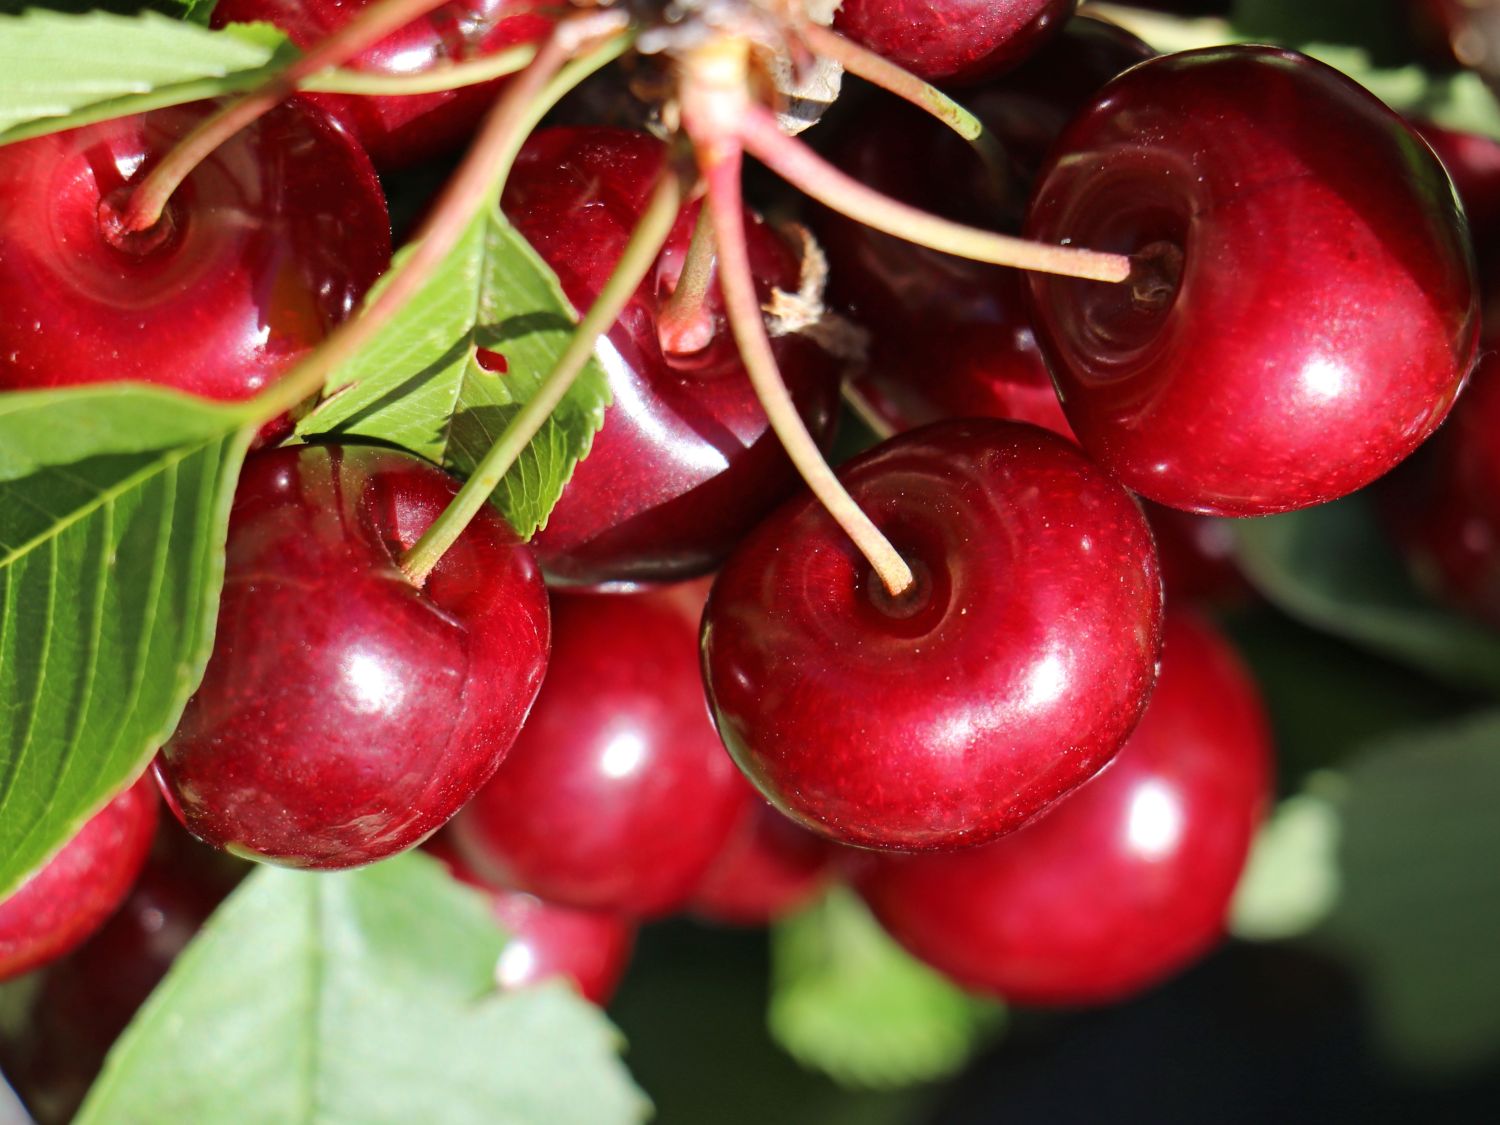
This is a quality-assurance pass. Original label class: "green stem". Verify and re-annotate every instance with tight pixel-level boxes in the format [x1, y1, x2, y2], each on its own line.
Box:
[400, 165, 685, 586]
[656, 203, 717, 355]
[307, 44, 538, 95]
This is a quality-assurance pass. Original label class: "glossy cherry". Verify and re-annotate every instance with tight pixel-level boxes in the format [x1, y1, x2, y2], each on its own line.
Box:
[689, 785, 834, 926]
[833, 0, 1076, 85]
[0, 775, 159, 982]
[154, 445, 550, 869]
[211, 0, 551, 168]
[0, 100, 389, 413]
[853, 610, 1272, 1005]
[701, 419, 1164, 852]
[1417, 121, 1500, 336]
[430, 839, 634, 1005]
[502, 127, 842, 590]
[1026, 47, 1479, 516]
[450, 583, 746, 916]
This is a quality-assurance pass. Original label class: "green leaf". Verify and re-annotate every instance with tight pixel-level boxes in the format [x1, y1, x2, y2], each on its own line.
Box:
[0, 9, 297, 144]
[769, 886, 1001, 1089]
[1230, 787, 1343, 941]
[0, 386, 251, 898]
[1233, 492, 1500, 697]
[77, 853, 649, 1124]
[297, 210, 612, 540]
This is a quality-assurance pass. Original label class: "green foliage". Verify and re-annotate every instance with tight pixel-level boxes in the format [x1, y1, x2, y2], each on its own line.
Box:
[0, 9, 296, 144]
[77, 853, 650, 1124]
[768, 886, 1002, 1090]
[0, 386, 252, 898]
[297, 211, 613, 540]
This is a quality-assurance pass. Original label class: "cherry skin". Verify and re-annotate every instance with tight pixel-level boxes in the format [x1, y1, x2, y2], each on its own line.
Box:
[450, 583, 746, 917]
[154, 445, 550, 869]
[701, 419, 1164, 852]
[502, 127, 842, 591]
[688, 786, 834, 926]
[0, 774, 159, 982]
[852, 610, 1272, 1005]
[1416, 121, 1500, 337]
[833, 0, 1076, 85]
[429, 838, 634, 1005]
[0, 100, 389, 413]
[211, 0, 551, 169]
[1026, 46, 1479, 516]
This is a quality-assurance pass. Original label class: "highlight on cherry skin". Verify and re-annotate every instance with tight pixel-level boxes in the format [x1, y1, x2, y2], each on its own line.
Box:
[1026, 45, 1479, 517]
[852, 610, 1272, 1006]
[701, 418, 1165, 853]
[153, 444, 550, 869]
[0, 99, 390, 419]
[0, 775, 159, 983]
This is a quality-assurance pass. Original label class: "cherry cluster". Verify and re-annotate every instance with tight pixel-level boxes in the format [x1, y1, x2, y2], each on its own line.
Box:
[0, 0, 1485, 1082]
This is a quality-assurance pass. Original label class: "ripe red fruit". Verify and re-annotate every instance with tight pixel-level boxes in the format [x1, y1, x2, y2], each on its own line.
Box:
[701, 419, 1163, 852]
[502, 127, 842, 590]
[0, 775, 159, 982]
[211, 0, 551, 168]
[853, 610, 1272, 1005]
[689, 791, 834, 926]
[0, 100, 389, 410]
[833, 0, 1076, 85]
[154, 445, 549, 869]
[1026, 46, 1479, 516]
[450, 584, 746, 917]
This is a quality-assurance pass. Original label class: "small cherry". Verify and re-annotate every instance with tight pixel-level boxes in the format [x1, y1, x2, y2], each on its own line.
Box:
[154, 444, 550, 869]
[0, 100, 389, 416]
[1026, 46, 1479, 516]
[502, 126, 842, 590]
[211, 0, 552, 168]
[0, 775, 159, 982]
[450, 582, 746, 916]
[701, 419, 1163, 852]
[688, 785, 834, 927]
[853, 610, 1272, 1005]
[833, 0, 1077, 85]
[430, 838, 634, 1005]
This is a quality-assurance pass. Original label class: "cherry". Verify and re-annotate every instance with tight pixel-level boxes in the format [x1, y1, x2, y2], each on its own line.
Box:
[0, 100, 389, 416]
[211, 0, 551, 169]
[153, 444, 550, 869]
[701, 419, 1163, 852]
[833, 0, 1077, 85]
[0, 774, 159, 982]
[502, 126, 842, 591]
[688, 786, 834, 926]
[1025, 46, 1479, 516]
[430, 838, 634, 1005]
[450, 583, 746, 916]
[1416, 121, 1500, 336]
[852, 610, 1272, 1005]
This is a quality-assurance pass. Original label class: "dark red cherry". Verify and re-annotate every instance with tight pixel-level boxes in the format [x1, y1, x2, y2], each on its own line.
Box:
[211, 0, 551, 168]
[450, 584, 746, 916]
[1026, 46, 1479, 516]
[0, 775, 158, 982]
[833, 0, 1076, 85]
[0, 100, 389, 414]
[853, 610, 1272, 1005]
[701, 419, 1163, 852]
[430, 839, 634, 1005]
[688, 786, 834, 926]
[502, 127, 842, 591]
[154, 445, 550, 869]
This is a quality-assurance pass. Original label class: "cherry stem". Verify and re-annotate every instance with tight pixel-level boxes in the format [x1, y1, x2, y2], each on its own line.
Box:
[841, 383, 897, 442]
[400, 165, 686, 587]
[120, 0, 496, 233]
[247, 20, 630, 426]
[657, 203, 717, 355]
[796, 23, 1010, 190]
[306, 43, 538, 96]
[738, 104, 1132, 283]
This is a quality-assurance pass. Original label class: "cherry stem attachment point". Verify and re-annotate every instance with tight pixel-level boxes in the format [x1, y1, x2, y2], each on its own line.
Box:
[247, 19, 629, 428]
[120, 0, 494, 233]
[738, 104, 1132, 284]
[657, 203, 717, 355]
[400, 165, 686, 587]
